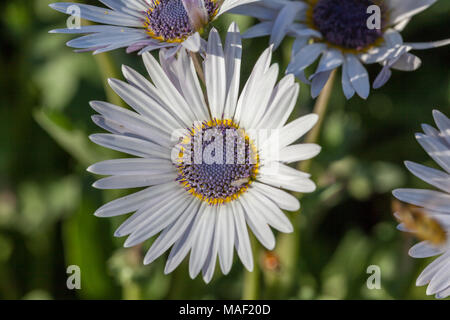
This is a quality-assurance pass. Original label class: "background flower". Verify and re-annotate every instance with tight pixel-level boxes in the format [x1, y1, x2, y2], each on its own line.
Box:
[393, 110, 450, 299]
[49, 0, 258, 55]
[233, 0, 450, 99]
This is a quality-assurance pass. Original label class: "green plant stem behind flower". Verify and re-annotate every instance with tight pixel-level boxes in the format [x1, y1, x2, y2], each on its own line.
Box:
[272, 70, 337, 297]
[242, 234, 261, 300]
[93, 53, 125, 109]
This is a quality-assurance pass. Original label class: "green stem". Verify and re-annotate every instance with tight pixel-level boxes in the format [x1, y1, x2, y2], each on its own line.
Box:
[242, 234, 260, 300]
[190, 51, 206, 86]
[276, 70, 337, 296]
[122, 281, 142, 300]
[298, 69, 337, 172]
[93, 53, 125, 108]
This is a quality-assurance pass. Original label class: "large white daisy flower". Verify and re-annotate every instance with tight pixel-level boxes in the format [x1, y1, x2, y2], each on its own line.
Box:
[232, 0, 450, 99]
[49, 0, 258, 55]
[393, 110, 450, 299]
[88, 23, 320, 283]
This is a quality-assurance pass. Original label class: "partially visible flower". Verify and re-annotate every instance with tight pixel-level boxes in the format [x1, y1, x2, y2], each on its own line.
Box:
[393, 110, 450, 299]
[232, 0, 450, 99]
[88, 23, 320, 283]
[49, 0, 258, 55]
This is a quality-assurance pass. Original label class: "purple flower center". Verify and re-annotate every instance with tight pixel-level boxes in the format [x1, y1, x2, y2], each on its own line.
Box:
[176, 120, 258, 205]
[145, 0, 218, 42]
[312, 0, 385, 50]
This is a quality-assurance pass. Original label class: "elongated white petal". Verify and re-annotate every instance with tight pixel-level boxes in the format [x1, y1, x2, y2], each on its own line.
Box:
[393, 189, 450, 213]
[239, 194, 275, 250]
[345, 54, 370, 99]
[405, 161, 450, 193]
[409, 241, 446, 258]
[252, 181, 300, 211]
[205, 28, 227, 119]
[189, 206, 216, 279]
[217, 205, 235, 275]
[231, 200, 254, 271]
[94, 182, 178, 217]
[144, 199, 200, 265]
[247, 189, 293, 233]
[223, 22, 242, 119]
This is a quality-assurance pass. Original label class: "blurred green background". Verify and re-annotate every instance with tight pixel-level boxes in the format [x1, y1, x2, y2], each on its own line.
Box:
[0, 0, 449, 300]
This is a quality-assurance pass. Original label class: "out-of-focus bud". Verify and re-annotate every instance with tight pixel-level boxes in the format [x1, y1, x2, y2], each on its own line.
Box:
[393, 200, 447, 247]
[262, 251, 281, 272]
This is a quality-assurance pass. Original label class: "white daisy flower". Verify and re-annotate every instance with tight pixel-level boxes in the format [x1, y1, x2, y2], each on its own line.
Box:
[232, 0, 450, 99]
[88, 23, 321, 283]
[49, 0, 258, 55]
[393, 110, 450, 299]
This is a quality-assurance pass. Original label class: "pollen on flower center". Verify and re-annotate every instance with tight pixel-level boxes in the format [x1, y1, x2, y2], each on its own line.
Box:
[144, 0, 219, 42]
[176, 119, 259, 205]
[311, 0, 385, 50]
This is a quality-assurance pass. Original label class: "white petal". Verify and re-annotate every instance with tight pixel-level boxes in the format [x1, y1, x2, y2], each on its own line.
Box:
[93, 182, 177, 217]
[217, 205, 235, 275]
[231, 200, 254, 271]
[114, 187, 186, 237]
[164, 202, 208, 274]
[93, 172, 177, 190]
[387, 0, 437, 26]
[393, 189, 450, 213]
[257, 77, 299, 130]
[124, 194, 192, 247]
[88, 158, 174, 176]
[416, 251, 450, 286]
[204, 28, 227, 119]
[142, 52, 196, 126]
[257, 175, 316, 193]
[189, 206, 217, 278]
[248, 189, 293, 233]
[409, 241, 446, 258]
[144, 200, 200, 265]
[405, 161, 450, 193]
[405, 39, 450, 50]
[341, 61, 355, 99]
[345, 54, 370, 99]
[252, 181, 300, 211]
[287, 43, 326, 75]
[276, 144, 321, 163]
[223, 22, 242, 119]
[433, 110, 450, 145]
[390, 53, 422, 71]
[239, 194, 275, 250]
[427, 259, 450, 295]
[311, 70, 332, 99]
[182, 32, 201, 52]
[89, 133, 169, 159]
[269, 2, 303, 49]
[242, 21, 273, 39]
[416, 133, 450, 173]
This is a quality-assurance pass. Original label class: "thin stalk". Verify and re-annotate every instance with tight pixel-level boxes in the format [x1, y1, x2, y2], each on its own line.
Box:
[93, 53, 126, 108]
[242, 234, 260, 300]
[276, 70, 337, 296]
[190, 51, 206, 86]
[298, 69, 337, 172]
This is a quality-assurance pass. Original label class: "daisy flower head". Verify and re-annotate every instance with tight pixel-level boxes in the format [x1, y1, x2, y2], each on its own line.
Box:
[232, 0, 450, 99]
[88, 23, 321, 283]
[49, 0, 258, 55]
[393, 110, 450, 299]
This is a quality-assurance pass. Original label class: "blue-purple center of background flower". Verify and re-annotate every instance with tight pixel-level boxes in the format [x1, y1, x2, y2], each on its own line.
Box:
[312, 0, 384, 50]
[145, 0, 218, 42]
[176, 121, 258, 204]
